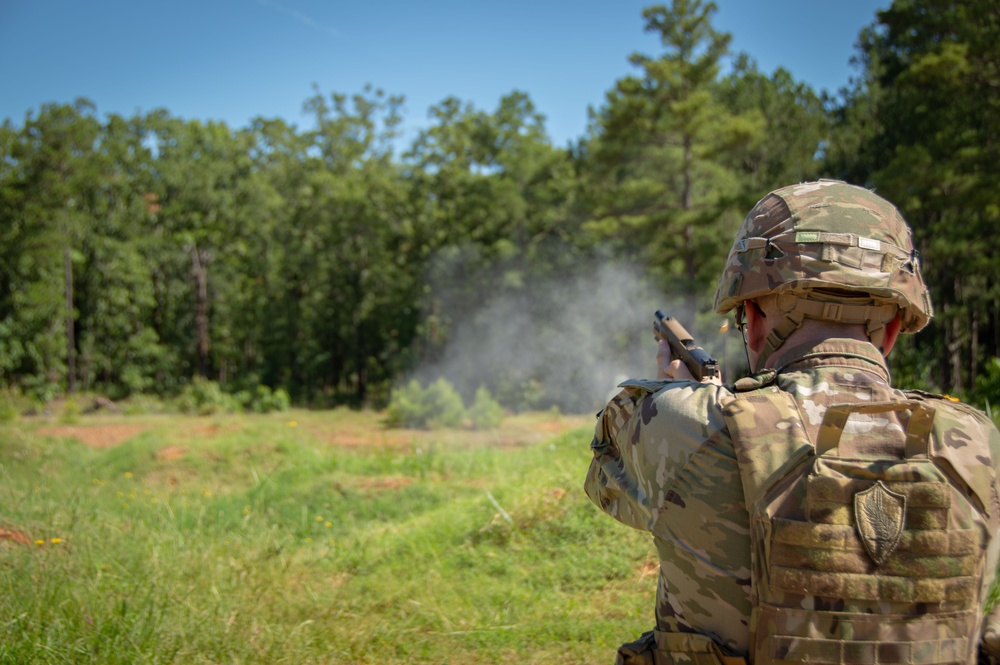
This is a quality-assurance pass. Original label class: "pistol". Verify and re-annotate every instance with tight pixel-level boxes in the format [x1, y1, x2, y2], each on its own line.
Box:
[653, 310, 721, 381]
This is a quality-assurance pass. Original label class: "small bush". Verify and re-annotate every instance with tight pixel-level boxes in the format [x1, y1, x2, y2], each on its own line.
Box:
[60, 398, 81, 424]
[385, 380, 426, 428]
[386, 378, 466, 429]
[0, 394, 18, 424]
[424, 378, 466, 428]
[468, 385, 504, 430]
[176, 378, 238, 415]
[21, 375, 60, 405]
[121, 394, 168, 415]
[177, 379, 290, 415]
[249, 385, 291, 414]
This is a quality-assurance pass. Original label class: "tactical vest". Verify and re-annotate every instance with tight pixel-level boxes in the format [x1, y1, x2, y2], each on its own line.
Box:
[722, 381, 1000, 665]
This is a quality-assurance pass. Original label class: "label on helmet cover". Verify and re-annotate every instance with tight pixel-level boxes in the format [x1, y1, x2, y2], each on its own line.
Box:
[859, 237, 882, 251]
[795, 232, 821, 243]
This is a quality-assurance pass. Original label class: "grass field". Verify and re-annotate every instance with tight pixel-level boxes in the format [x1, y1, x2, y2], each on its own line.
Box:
[0, 407, 655, 664]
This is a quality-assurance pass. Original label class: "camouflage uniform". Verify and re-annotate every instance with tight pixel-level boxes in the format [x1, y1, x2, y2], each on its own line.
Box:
[587, 337, 1000, 661]
[587, 181, 1000, 664]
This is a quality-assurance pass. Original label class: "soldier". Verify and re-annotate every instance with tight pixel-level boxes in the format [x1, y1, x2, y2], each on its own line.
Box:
[585, 180, 1000, 665]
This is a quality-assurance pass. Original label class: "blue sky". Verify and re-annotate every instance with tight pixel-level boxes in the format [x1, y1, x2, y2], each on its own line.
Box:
[0, 0, 889, 148]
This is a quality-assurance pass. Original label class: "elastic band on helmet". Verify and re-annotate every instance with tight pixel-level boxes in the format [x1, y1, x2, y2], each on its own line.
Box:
[754, 292, 899, 370]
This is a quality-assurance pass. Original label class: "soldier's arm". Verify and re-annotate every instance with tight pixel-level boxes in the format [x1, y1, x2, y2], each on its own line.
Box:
[584, 388, 653, 531]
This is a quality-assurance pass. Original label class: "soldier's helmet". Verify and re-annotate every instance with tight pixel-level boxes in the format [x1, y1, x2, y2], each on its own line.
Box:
[713, 180, 932, 358]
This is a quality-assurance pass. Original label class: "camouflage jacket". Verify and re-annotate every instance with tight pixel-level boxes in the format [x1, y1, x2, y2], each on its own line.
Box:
[585, 337, 1000, 658]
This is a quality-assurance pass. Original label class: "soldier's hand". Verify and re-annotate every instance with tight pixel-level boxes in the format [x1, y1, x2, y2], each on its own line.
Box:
[656, 339, 722, 385]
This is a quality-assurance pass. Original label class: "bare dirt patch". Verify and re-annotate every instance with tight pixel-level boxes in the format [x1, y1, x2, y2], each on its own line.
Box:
[155, 445, 187, 461]
[183, 423, 242, 439]
[310, 413, 591, 450]
[0, 527, 32, 547]
[37, 424, 149, 449]
[309, 428, 413, 449]
[350, 475, 414, 491]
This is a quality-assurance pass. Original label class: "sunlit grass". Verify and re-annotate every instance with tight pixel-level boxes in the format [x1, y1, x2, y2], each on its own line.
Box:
[0, 409, 653, 664]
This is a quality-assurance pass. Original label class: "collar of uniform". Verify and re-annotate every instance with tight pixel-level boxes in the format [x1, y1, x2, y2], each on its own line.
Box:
[768, 337, 891, 382]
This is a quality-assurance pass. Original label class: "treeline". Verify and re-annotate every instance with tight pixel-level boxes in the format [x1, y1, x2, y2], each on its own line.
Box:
[2, 0, 999, 409]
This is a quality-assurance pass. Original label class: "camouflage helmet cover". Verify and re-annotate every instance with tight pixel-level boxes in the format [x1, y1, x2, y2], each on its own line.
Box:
[713, 179, 933, 334]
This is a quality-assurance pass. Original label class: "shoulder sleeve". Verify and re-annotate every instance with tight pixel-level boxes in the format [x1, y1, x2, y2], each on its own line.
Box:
[584, 382, 664, 530]
[584, 380, 731, 531]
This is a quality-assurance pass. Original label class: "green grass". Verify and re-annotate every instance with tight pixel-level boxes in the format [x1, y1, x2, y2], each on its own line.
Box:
[0, 410, 654, 664]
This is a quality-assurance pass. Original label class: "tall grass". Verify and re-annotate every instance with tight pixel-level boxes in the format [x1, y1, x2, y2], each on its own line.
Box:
[0, 411, 653, 664]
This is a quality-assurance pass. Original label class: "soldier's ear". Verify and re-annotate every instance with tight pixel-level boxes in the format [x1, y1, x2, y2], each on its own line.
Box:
[881, 315, 903, 357]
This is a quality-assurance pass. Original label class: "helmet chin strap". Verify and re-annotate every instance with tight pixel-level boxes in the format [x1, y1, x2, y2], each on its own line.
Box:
[752, 292, 899, 372]
[735, 304, 753, 373]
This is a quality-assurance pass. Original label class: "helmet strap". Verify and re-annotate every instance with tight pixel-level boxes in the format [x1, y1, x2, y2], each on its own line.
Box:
[758, 311, 804, 371]
[754, 293, 899, 370]
[735, 304, 754, 374]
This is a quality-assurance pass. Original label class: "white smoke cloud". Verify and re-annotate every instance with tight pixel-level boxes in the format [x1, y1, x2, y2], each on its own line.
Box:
[408, 255, 732, 414]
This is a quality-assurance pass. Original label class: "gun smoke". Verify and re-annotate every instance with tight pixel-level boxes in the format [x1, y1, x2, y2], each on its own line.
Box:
[405, 253, 739, 415]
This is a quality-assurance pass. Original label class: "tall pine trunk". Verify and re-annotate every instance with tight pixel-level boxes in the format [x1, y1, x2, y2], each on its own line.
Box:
[191, 245, 210, 377]
[64, 245, 76, 394]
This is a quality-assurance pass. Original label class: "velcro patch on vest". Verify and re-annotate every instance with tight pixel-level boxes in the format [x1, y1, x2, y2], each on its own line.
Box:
[855, 481, 906, 565]
[772, 518, 981, 556]
[770, 567, 977, 603]
[771, 542, 979, 578]
[805, 476, 953, 531]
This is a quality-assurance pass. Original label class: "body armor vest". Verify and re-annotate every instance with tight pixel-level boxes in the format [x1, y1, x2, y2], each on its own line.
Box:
[722, 385, 999, 665]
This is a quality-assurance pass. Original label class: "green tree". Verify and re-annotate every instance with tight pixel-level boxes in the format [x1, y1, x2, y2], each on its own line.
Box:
[294, 86, 420, 404]
[405, 92, 577, 368]
[71, 112, 170, 396]
[716, 54, 826, 200]
[0, 100, 103, 397]
[581, 1, 763, 311]
[147, 114, 278, 383]
[241, 117, 312, 394]
[830, 0, 1000, 394]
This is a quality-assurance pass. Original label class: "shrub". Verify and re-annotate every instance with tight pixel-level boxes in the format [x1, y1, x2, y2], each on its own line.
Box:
[468, 385, 504, 430]
[60, 398, 81, 424]
[386, 378, 466, 429]
[424, 378, 466, 428]
[121, 394, 169, 415]
[385, 380, 427, 428]
[0, 394, 18, 424]
[176, 378, 238, 415]
[177, 379, 290, 415]
[249, 385, 290, 414]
